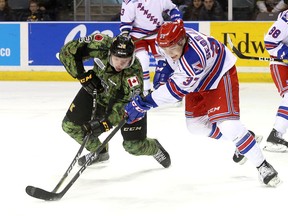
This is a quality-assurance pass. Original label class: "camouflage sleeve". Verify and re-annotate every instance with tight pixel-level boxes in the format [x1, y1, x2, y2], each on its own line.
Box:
[59, 39, 86, 78]
[59, 34, 112, 78]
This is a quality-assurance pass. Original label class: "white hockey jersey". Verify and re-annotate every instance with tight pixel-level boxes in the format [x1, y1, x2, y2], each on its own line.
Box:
[120, 0, 181, 39]
[264, 9, 288, 66]
[150, 28, 237, 106]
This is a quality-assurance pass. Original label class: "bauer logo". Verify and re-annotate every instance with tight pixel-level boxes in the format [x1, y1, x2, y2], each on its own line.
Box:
[0, 24, 20, 66]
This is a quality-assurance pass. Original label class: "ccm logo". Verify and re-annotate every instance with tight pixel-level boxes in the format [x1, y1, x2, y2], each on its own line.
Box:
[123, 127, 142, 131]
[208, 106, 220, 114]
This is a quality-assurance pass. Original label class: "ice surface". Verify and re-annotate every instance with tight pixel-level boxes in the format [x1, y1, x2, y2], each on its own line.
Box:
[1, 81, 287, 216]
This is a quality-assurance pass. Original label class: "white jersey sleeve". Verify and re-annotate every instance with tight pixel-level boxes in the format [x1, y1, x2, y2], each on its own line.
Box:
[264, 9, 288, 65]
[120, 0, 180, 39]
[151, 28, 237, 107]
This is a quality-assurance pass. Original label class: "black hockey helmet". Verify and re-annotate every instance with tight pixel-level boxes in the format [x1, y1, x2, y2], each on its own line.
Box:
[110, 35, 135, 58]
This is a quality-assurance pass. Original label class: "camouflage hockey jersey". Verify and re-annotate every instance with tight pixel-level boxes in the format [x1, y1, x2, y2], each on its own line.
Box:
[59, 33, 144, 126]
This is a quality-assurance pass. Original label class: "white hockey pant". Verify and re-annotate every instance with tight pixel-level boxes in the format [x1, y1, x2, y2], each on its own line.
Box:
[136, 49, 151, 91]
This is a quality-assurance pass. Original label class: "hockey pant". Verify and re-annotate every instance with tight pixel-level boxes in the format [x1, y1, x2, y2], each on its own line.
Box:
[62, 87, 160, 155]
[62, 87, 107, 152]
[133, 37, 162, 92]
[270, 64, 288, 134]
[185, 68, 265, 167]
[121, 114, 160, 156]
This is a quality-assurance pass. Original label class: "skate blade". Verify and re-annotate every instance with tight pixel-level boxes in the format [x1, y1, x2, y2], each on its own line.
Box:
[255, 135, 263, 144]
[267, 176, 281, 187]
[263, 143, 288, 153]
[238, 157, 248, 165]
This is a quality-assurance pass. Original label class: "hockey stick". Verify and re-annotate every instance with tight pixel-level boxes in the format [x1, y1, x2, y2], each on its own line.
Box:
[226, 34, 288, 63]
[133, 32, 158, 42]
[51, 90, 98, 193]
[25, 90, 97, 197]
[25, 117, 127, 201]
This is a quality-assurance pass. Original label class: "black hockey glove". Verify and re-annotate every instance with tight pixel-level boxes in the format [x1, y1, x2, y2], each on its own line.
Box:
[77, 70, 104, 95]
[82, 118, 112, 136]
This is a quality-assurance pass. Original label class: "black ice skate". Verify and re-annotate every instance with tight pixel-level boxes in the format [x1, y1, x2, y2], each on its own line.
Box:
[257, 160, 280, 187]
[264, 128, 288, 152]
[232, 130, 263, 165]
[232, 150, 247, 165]
[78, 147, 109, 166]
[153, 140, 171, 168]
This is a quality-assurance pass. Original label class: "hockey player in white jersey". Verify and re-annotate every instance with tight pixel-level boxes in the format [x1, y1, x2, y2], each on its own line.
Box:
[264, 9, 288, 152]
[124, 19, 281, 187]
[120, 0, 182, 94]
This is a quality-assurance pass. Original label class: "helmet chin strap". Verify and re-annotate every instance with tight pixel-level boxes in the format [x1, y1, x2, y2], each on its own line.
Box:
[128, 53, 136, 68]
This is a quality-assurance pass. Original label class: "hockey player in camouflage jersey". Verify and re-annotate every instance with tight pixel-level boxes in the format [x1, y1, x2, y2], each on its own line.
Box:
[59, 33, 170, 168]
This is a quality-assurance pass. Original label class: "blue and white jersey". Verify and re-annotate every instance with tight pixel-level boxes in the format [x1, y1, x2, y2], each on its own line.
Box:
[120, 0, 181, 39]
[264, 9, 288, 65]
[151, 28, 237, 106]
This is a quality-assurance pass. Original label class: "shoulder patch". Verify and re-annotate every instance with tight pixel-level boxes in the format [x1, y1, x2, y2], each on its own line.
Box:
[93, 34, 104, 41]
[78, 34, 104, 43]
[127, 76, 140, 87]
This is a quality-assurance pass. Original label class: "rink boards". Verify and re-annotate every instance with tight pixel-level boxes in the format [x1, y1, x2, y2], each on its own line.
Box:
[0, 21, 274, 82]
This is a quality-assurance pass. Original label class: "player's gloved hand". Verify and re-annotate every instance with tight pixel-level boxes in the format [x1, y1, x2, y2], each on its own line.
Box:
[278, 44, 288, 59]
[125, 95, 151, 124]
[170, 12, 182, 21]
[153, 60, 173, 89]
[77, 70, 104, 95]
[82, 118, 112, 136]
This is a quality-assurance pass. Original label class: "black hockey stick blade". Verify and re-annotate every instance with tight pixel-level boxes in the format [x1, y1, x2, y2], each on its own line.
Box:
[25, 92, 98, 200]
[25, 118, 127, 201]
[226, 34, 288, 63]
[26, 185, 63, 201]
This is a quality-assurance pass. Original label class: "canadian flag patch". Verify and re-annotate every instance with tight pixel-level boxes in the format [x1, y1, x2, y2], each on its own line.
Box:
[127, 76, 140, 87]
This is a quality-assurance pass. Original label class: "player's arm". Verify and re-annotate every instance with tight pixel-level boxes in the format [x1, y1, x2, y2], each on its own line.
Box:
[164, 0, 183, 21]
[264, 14, 288, 59]
[59, 39, 87, 78]
[119, 1, 135, 35]
[59, 35, 107, 94]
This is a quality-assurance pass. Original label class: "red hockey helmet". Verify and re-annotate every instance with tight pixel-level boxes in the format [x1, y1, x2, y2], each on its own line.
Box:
[156, 20, 186, 48]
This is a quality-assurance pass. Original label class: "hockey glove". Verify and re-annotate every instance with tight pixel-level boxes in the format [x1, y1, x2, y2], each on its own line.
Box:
[278, 44, 288, 60]
[77, 70, 104, 95]
[82, 118, 112, 136]
[125, 95, 152, 124]
[153, 60, 173, 89]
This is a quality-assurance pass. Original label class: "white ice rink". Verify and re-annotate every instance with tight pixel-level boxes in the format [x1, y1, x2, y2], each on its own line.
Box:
[1, 81, 288, 216]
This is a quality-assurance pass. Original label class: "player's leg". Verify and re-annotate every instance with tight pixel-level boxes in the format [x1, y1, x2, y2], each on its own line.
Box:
[208, 66, 280, 186]
[185, 92, 255, 165]
[61, 88, 108, 166]
[133, 38, 152, 95]
[121, 115, 171, 168]
[264, 64, 288, 152]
